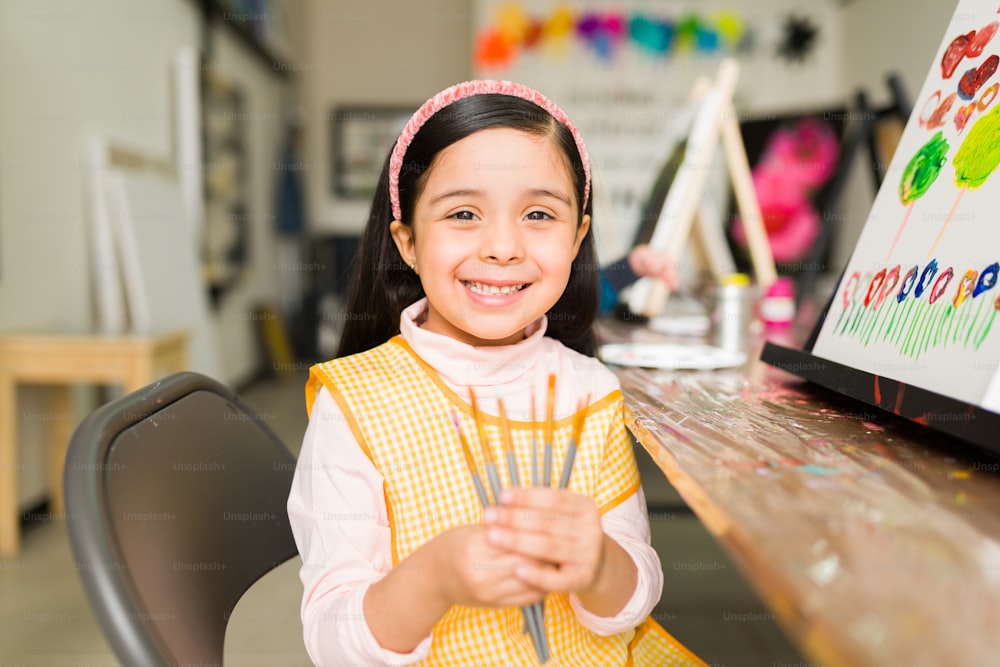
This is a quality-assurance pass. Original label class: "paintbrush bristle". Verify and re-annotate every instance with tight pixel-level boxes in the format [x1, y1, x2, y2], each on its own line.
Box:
[451, 409, 478, 473]
[545, 374, 556, 442]
[468, 386, 494, 465]
[496, 396, 514, 455]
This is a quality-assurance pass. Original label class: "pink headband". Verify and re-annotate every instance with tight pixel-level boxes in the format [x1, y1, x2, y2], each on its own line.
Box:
[388, 79, 591, 221]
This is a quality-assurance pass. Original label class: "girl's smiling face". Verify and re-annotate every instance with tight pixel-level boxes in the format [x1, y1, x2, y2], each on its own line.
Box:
[390, 127, 590, 347]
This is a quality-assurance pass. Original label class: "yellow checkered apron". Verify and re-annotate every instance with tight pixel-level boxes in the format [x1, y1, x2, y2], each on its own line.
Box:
[308, 337, 706, 667]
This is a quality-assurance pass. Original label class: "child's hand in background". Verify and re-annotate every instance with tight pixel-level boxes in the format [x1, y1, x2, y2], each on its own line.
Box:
[482, 487, 605, 595]
[628, 244, 679, 291]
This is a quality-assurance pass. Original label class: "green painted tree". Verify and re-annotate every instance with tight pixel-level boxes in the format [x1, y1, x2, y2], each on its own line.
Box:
[930, 102, 1000, 256]
[887, 131, 949, 261]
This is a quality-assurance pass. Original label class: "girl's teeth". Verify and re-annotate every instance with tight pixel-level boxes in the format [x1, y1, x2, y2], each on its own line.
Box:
[465, 281, 524, 296]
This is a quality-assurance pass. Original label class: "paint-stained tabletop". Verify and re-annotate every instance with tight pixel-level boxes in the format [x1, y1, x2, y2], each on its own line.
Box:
[599, 319, 1000, 667]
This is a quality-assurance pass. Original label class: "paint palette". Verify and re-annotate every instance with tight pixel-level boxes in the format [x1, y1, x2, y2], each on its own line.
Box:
[599, 342, 746, 370]
[647, 313, 711, 336]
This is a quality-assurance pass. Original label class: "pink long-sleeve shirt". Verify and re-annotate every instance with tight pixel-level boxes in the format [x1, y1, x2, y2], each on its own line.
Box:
[287, 299, 662, 666]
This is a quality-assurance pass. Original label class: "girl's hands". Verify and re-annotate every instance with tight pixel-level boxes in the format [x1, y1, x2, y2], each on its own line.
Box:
[428, 489, 632, 615]
[481, 488, 606, 596]
[429, 524, 546, 609]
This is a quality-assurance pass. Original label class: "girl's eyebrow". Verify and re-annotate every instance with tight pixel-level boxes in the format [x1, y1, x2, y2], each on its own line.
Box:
[427, 188, 572, 207]
[528, 188, 572, 207]
[427, 188, 481, 206]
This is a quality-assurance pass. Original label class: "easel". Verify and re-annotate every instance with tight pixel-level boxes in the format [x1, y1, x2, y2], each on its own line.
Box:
[627, 59, 777, 318]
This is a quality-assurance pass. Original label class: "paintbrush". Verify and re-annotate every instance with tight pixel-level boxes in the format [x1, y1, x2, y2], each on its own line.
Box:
[472, 386, 547, 660]
[557, 395, 590, 489]
[530, 383, 554, 663]
[527, 388, 551, 661]
[496, 389, 520, 488]
[450, 409, 490, 508]
[469, 387, 502, 504]
[495, 391, 549, 663]
[543, 374, 556, 488]
[530, 386, 539, 488]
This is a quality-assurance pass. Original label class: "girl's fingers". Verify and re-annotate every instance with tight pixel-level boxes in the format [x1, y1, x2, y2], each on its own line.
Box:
[492, 489, 596, 526]
[485, 506, 578, 539]
[486, 524, 585, 562]
[485, 493, 600, 546]
[471, 556, 548, 607]
[500, 486, 589, 510]
[514, 560, 593, 592]
[483, 576, 542, 600]
[494, 588, 547, 608]
[479, 489, 603, 590]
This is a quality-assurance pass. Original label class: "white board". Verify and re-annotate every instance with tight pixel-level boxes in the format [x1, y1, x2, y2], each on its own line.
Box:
[85, 137, 127, 336]
[105, 168, 222, 379]
[812, 0, 1000, 411]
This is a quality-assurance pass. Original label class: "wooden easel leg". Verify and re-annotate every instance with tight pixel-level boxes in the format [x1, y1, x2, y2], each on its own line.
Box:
[692, 189, 738, 283]
[628, 60, 743, 317]
[721, 104, 777, 290]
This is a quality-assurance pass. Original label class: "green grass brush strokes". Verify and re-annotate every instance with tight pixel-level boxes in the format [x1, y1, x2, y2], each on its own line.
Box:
[831, 295, 997, 360]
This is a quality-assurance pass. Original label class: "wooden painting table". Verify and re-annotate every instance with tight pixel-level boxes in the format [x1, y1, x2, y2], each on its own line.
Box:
[0, 330, 188, 557]
[600, 321, 1000, 666]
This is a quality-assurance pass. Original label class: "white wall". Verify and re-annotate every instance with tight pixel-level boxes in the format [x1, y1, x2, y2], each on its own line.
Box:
[0, 1, 295, 384]
[0, 1, 200, 331]
[841, 0, 959, 109]
[0, 0, 296, 507]
[297, 0, 473, 234]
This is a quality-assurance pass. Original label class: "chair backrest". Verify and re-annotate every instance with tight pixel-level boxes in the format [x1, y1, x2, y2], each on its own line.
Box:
[64, 371, 299, 667]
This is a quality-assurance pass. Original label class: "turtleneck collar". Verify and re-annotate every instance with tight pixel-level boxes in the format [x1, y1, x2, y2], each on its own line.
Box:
[398, 298, 549, 387]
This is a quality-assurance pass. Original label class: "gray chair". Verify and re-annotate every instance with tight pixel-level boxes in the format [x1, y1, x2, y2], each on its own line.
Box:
[64, 371, 299, 666]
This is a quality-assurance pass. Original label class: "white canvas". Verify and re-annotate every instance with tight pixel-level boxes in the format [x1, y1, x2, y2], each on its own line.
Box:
[85, 137, 128, 336]
[106, 168, 223, 379]
[813, 0, 1000, 411]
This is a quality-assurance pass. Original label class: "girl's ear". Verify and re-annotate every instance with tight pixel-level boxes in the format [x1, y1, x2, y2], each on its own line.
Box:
[572, 214, 591, 258]
[389, 220, 416, 269]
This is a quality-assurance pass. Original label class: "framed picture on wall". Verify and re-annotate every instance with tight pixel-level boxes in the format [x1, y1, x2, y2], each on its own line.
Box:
[330, 106, 413, 200]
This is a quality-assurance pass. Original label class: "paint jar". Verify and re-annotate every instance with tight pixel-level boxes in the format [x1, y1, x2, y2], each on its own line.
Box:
[711, 273, 757, 352]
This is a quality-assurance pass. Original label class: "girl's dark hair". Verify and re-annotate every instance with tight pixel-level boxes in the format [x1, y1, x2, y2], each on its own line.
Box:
[336, 93, 598, 358]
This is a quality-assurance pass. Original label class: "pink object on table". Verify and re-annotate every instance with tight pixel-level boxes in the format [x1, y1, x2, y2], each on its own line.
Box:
[760, 276, 796, 327]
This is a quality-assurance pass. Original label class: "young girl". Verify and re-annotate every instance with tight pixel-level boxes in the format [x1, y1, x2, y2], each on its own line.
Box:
[287, 80, 705, 666]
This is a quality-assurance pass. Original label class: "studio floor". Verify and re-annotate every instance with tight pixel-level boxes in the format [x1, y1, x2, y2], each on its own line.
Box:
[0, 371, 805, 667]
